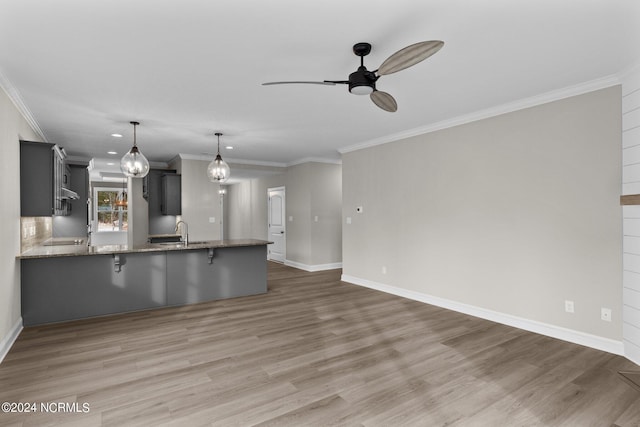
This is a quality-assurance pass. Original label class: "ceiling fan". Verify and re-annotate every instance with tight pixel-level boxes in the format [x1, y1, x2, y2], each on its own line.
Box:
[262, 40, 444, 112]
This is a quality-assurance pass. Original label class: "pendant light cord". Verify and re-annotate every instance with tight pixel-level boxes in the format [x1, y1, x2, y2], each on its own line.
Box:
[215, 132, 222, 155]
[130, 121, 140, 148]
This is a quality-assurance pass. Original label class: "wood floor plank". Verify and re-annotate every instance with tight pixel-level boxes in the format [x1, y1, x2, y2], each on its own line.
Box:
[0, 261, 638, 426]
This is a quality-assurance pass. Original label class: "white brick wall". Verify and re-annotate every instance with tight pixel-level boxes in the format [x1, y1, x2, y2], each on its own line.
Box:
[622, 65, 640, 365]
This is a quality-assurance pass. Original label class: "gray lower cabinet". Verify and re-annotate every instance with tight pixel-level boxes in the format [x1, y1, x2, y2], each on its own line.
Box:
[22, 252, 167, 325]
[166, 245, 267, 305]
[21, 245, 268, 326]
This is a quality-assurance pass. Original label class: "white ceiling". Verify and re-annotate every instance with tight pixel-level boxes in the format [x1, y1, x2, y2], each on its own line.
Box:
[1, 0, 638, 169]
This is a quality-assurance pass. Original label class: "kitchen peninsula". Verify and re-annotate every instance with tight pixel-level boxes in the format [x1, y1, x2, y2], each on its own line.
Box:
[19, 239, 270, 326]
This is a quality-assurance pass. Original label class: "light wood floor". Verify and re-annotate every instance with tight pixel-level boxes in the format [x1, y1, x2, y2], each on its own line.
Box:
[1, 262, 640, 426]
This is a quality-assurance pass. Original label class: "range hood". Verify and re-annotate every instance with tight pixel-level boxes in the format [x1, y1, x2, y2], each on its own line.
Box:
[61, 187, 79, 200]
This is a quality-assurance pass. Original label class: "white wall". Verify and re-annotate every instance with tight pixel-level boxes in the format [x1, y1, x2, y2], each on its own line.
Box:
[342, 87, 622, 348]
[622, 65, 640, 364]
[0, 86, 43, 361]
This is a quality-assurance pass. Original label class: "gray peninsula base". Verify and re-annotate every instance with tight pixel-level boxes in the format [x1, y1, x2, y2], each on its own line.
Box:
[21, 245, 267, 326]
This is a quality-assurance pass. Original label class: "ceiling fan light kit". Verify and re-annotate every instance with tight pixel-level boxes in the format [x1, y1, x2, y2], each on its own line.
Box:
[262, 40, 444, 112]
[207, 132, 231, 183]
[120, 121, 150, 178]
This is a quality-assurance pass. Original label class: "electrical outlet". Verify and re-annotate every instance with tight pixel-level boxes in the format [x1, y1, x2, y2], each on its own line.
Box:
[346, 217, 352, 224]
[601, 308, 612, 322]
[382, 266, 387, 274]
[209, 217, 216, 223]
[565, 300, 574, 313]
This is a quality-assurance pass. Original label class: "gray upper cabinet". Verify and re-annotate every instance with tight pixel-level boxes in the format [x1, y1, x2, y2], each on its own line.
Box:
[20, 140, 74, 217]
[147, 169, 180, 234]
[161, 173, 181, 215]
[20, 141, 55, 216]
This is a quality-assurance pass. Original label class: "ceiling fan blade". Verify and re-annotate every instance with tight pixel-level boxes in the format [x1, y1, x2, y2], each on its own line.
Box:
[262, 81, 337, 86]
[370, 90, 397, 112]
[377, 40, 444, 75]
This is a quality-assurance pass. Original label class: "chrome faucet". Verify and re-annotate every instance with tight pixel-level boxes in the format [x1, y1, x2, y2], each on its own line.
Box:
[175, 220, 189, 245]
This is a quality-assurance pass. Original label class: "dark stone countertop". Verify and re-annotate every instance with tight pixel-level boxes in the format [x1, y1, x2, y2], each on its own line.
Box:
[18, 239, 272, 259]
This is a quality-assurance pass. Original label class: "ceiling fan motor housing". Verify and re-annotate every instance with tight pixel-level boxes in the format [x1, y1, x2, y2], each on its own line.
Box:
[349, 66, 376, 95]
[349, 43, 376, 95]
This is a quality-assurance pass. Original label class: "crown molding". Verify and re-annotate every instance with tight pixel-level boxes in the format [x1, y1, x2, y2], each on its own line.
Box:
[175, 153, 342, 168]
[287, 157, 342, 166]
[0, 68, 46, 141]
[177, 153, 288, 168]
[339, 73, 622, 155]
[619, 58, 640, 82]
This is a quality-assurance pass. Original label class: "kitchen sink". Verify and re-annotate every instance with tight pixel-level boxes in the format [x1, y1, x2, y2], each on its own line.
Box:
[44, 239, 84, 246]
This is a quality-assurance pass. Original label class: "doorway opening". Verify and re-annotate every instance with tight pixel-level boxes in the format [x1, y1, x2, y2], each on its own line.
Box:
[267, 186, 285, 263]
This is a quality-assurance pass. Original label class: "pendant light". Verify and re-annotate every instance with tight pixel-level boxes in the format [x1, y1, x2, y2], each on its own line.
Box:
[120, 121, 150, 178]
[207, 132, 230, 182]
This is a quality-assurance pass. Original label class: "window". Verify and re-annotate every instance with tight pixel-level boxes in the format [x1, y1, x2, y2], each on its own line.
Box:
[94, 187, 128, 231]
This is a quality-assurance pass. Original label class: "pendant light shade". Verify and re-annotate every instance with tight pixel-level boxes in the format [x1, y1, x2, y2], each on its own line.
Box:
[207, 132, 230, 183]
[120, 121, 150, 178]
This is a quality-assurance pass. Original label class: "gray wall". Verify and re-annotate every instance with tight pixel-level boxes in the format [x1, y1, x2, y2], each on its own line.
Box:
[0, 86, 43, 354]
[172, 158, 222, 241]
[286, 162, 342, 267]
[342, 87, 622, 341]
[227, 174, 285, 240]
[226, 162, 342, 269]
[127, 177, 149, 247]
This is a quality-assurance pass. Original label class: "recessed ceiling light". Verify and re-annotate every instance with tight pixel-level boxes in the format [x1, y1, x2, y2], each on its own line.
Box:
[225, 146, 234, 150]
[107, 151, 118, 155]
[107, 162, 115, 166]
[111, 133, 123, 138]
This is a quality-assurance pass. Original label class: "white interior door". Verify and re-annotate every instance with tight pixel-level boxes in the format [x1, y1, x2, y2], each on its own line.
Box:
[268, 187, 286, 262]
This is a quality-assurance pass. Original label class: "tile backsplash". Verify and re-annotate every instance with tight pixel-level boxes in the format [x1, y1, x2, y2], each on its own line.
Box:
[21, 217, 52, 252]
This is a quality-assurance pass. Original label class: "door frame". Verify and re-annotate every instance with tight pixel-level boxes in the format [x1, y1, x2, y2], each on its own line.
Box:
[267, 186, 286, 262]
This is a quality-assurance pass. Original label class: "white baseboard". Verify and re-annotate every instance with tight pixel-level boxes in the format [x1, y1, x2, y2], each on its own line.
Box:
[0, 318, 23, 364]
[285, 260, 342, 272]
[341, 274, 625, 356]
